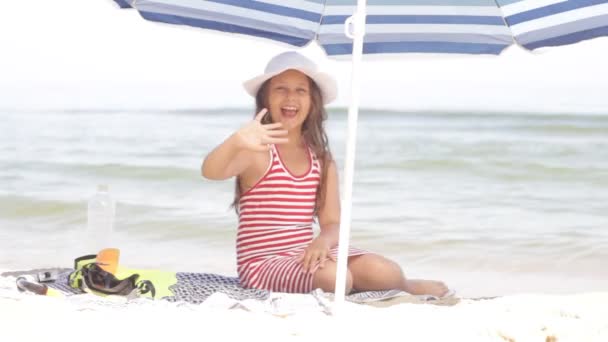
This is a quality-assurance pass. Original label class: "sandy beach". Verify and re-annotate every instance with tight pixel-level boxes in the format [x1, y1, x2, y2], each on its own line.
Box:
[1, 270, 606, 342]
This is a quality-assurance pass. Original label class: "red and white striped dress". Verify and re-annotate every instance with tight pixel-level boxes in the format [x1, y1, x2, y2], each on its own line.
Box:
[236, 144, 367, 293]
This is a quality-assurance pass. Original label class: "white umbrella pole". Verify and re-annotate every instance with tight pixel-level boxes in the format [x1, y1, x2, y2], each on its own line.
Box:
[333, 0, 367, 313]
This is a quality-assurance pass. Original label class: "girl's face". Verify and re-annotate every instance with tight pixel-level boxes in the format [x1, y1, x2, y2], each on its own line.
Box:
[267, 69, 311, 132]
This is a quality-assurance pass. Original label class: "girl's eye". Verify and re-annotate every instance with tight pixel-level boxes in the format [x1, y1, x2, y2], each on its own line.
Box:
[297, 88, 308, 94]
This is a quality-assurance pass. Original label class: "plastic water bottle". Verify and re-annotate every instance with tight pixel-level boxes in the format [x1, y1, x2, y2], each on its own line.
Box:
[86, 184, 116, 252]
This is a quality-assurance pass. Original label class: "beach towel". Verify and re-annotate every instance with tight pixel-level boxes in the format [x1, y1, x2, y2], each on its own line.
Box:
[3, 267, 458, 307]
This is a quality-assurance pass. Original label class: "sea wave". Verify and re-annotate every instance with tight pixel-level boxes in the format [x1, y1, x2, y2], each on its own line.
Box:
[0, 194, 234, 236]
[0, 195, 84, 223]
[367, 158, 608, 183]
[1, 160, 199, 182]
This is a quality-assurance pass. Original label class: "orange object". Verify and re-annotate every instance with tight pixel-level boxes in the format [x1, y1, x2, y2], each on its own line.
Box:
[96, 248, 120, 274]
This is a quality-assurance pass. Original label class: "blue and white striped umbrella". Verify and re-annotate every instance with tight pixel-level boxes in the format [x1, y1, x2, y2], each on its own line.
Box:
[499, 0, 608, 50]
[319, 0, 608, 55]
[113, 0, 608, 309]
[116, 0, 325, 47]
[319, 0, 514, 56]
[115, 0, 608, 55]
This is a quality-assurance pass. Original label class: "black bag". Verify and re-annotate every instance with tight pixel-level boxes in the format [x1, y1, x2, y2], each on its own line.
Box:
[68, 254, 155, 298]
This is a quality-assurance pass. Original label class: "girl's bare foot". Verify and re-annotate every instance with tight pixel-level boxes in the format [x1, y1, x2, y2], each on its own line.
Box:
[403, 279, 449, 297]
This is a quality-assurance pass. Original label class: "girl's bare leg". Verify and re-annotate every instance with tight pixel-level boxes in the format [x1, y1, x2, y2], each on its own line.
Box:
[347, 254, 449, 297]
[311, 260, 353, 294]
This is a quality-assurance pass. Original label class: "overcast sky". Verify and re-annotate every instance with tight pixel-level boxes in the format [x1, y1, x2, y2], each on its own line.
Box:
[1, 1, 607, 114]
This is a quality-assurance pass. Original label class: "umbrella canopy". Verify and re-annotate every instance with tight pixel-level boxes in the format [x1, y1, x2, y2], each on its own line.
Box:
[115, 0, 608, 55]
[113, 0, 608, 309]
[499, 0, 608, 50]
[320, 0, 608, 56]
[319, 0, 514, 56]
[116, 0, 324, 47]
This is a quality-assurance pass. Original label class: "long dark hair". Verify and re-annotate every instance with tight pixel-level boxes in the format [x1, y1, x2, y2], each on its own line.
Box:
[232, 75, 332, 216]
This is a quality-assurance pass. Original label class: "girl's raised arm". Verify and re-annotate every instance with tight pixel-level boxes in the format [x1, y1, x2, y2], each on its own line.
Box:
[201, 109, 288, 180]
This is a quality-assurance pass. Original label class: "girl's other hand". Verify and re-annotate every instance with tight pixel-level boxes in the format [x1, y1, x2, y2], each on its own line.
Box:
[235, 108, 288, 152]
[298, 236, 335, 275]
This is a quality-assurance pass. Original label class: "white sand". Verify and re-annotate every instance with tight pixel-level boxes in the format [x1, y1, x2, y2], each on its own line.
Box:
[1, 272, 606, 342]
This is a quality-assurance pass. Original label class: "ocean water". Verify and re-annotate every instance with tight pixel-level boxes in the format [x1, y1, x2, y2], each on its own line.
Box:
[1, 109, 607, 297]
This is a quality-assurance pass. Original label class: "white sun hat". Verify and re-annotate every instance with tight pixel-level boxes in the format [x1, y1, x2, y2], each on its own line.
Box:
[243, 51, 337, 105]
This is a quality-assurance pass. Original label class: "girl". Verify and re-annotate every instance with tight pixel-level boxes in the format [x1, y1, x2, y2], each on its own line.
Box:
[202, 51, 448, 297]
